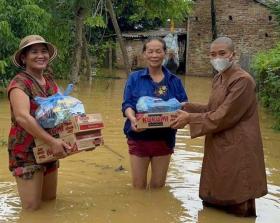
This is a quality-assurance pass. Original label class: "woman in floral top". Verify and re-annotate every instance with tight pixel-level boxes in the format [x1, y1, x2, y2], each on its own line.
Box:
[7, 35, 70, 211]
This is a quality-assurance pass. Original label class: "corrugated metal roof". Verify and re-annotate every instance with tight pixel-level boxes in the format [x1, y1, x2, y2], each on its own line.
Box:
[122, 28, 187, 38]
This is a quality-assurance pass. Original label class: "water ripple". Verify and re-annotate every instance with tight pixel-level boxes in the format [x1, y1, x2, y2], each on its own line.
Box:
[167, 148, 280, 223]
[0, 182, 20, 223]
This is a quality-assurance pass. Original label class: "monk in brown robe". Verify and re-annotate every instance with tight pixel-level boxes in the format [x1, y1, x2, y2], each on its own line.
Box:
[171, 37, 267, 217]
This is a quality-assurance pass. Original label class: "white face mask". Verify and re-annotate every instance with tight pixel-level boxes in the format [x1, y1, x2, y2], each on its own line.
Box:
[210, 56, 233, 72]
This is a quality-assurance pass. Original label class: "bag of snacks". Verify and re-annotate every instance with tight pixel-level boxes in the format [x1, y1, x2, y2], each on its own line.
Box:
[136, 96, 181, 113]
[34, 84, 85, 128]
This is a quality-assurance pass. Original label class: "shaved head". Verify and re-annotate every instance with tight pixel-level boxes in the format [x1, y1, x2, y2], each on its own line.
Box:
[211, 37, 234, 52]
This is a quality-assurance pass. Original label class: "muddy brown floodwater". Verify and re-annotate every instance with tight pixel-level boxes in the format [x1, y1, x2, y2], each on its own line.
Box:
[0, 72, 279, 223]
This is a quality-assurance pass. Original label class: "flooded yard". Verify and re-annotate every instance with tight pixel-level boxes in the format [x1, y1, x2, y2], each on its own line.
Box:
[0, 73, 279, 223]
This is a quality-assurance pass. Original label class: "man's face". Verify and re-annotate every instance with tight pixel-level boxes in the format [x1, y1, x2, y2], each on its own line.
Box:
[209, 43, 234, 60]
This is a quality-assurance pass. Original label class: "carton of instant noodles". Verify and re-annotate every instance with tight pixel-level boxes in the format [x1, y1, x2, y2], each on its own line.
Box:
[33, 129, 103, 164]
[33, 113, 104, 164]
[136, 112, 176, 129]
[45, 113, 104, 138]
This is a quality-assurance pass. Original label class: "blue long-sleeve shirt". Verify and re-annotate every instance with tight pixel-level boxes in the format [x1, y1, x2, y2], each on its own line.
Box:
[122, 66, 188, 148]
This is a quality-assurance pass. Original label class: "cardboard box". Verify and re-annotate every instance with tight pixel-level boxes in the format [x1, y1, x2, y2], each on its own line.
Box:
[33, 130, 103, 164]
[46, 113, 104, 138]
[136, 112, 176, 128]
[35, 129, 102, 147]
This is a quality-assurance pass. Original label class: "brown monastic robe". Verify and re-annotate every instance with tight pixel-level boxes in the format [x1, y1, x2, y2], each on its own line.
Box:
[183, 63, 267, 205]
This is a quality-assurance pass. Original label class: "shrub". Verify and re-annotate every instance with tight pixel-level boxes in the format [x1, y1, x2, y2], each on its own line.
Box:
[252, 42, 280, 130]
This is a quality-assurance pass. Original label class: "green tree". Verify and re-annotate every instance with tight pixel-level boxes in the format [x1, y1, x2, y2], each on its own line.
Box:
[252, 43, 280, 130]
[269, 0, 280, 25]
[252, 0, 280, 129]
[115, 0, 193, 29]
[40, 0, 108, 83]
[41, 0, 193, 82]
[0, 0, 51, 80]
[1, 0, 193, 84]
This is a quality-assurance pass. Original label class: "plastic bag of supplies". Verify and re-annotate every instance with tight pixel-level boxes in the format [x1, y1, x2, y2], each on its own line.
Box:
[34, 84, 85, 128]
[136, 96, 181, 113]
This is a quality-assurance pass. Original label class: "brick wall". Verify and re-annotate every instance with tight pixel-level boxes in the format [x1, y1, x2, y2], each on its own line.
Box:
[187, 0, 280, 76]
[215, 0, 280, 58]
[187, 0, 213, 76]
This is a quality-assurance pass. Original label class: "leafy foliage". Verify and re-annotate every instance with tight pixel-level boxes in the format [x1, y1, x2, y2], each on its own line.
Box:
[269, 1, 280, 26]
[37, 0, 76, 79]
[0, 0, 193, 82]
[251, 42, 280, 130]
[85, 15, 106, 28]
[0, 0, 51, 81]
[114, 0, 193, 31]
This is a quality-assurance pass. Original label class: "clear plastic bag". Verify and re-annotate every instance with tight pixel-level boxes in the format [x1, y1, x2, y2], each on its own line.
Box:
[34, 84, 85, 128]
[136, 96, 181, 113]
[163, 33, 179, 63]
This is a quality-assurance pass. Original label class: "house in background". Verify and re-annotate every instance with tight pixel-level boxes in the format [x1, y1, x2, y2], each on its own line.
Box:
[115, 28, 187, 74]
[187, 0, 280, 76]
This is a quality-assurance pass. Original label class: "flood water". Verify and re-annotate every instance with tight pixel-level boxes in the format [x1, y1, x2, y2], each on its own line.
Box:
[0, 71, 280, 223]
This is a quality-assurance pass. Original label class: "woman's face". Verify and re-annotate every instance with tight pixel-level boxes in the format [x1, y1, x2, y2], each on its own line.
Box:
[21, 43, 50, 72]
[143, 40, 165, 69]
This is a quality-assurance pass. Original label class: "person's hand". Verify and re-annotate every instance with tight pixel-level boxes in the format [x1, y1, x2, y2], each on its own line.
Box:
[180, 102, 189, 111]
[130, 116, 146, 132]
[170, 110, 190, 129]
[49, 138, 71, 158]
[180, 102, 187, 107]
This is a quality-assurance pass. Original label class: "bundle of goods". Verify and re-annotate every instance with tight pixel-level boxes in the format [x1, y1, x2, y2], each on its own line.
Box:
[33, 83, 104, 163]
[33, 113, 104, 164]
[34, 84, 85, 128]
[135, 96, 181, 128]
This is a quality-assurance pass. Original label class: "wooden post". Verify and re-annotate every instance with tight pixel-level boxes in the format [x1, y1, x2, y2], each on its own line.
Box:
[70, 6, 86, 84]
[106, 0, 131, 77]
[82, 34, 92, 80]
[109, 43, 113, 74]
[185, 17, 191, 75]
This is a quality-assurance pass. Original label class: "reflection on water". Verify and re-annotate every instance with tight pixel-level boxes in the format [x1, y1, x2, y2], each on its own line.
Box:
[168, 129, 280, 223]
[0, 182, 21, 222]
[0, 73, 280, 222]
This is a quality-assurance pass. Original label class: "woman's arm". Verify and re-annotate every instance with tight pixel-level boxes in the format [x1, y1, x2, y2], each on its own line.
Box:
[125, 107, 137, 131]
[125, 106, 145, 132]
[122, 75, 145, 132]
[10, 88, 70, 156]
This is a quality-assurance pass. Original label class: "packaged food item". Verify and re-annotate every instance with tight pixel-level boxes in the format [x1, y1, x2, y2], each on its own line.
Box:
[33, 130, 103, 164]
[136, 112, 177, 128]
[135, 96, 181, 128]
[44, 113, 104, 138]
[136, 96, 181, 113]
[33, 114, 104, 164]
[35, 84, 85, 128]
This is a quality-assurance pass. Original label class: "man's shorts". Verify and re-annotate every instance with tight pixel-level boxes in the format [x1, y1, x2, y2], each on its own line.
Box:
[9, 149, 59, 180]
[127, 139, 173, 157]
